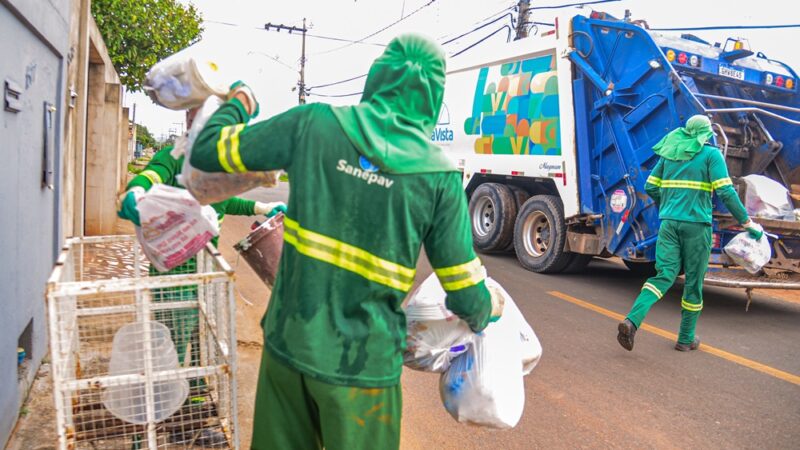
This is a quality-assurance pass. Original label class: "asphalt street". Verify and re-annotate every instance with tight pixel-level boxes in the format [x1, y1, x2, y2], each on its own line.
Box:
[234, 185, 800, 449]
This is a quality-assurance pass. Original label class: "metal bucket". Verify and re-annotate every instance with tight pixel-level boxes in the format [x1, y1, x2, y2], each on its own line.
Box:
[234, 213, 284, 288]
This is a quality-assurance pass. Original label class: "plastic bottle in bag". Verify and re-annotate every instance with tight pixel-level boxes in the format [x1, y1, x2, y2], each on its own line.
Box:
[144, 45, 229, 110]
[723, 231, 772, 274]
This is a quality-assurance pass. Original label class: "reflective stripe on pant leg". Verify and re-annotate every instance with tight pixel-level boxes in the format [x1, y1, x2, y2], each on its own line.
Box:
[626, 220, 682, 327]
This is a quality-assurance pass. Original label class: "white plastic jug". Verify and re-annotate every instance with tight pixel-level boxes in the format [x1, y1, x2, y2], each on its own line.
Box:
[102, 321, 189, 424]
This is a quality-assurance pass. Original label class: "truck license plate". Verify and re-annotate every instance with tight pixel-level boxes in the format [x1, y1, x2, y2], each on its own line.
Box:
[719, 65, 745, 80]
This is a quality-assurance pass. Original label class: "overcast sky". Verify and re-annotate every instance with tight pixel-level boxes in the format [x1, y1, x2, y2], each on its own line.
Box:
[125, 0, 800, 140]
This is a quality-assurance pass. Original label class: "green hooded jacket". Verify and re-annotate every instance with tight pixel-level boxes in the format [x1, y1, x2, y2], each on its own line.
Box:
[645, 115, 749, 224]
[190, 34, 492, 387]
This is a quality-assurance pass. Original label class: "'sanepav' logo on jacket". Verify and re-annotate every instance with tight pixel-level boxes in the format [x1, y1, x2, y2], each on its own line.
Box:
[336, 157, 394, 188]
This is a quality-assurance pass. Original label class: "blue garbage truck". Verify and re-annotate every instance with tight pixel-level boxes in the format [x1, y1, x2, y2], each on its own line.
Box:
[437, 11, 800, 296]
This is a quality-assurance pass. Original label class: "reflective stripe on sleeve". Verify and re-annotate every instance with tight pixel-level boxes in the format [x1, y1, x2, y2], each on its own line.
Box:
[434, 257, 486, 291]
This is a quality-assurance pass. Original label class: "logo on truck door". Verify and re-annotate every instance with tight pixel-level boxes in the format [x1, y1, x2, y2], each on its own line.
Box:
[463, 54, 561, 156]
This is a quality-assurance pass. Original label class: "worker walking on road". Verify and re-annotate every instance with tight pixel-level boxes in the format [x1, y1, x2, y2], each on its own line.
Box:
[617, 115, 763, 352]
[190, 34, 503, 450]
[116, 106, 285, 447]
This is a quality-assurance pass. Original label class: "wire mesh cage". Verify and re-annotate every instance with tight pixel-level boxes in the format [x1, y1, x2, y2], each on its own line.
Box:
[46, 235, 239, 449]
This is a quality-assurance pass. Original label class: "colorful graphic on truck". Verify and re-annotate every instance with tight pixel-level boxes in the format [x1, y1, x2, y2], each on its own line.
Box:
[463, 54, 561, 156]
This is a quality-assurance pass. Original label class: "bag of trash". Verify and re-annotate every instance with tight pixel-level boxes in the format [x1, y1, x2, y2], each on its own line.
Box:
[439, 303, 526, 429]
[489, 280, 542, 375]
[404, 274, 474, 372]
[144, 46, 229, 110]
[742, 175, 794, 220]
[177, 95, 278, 205]
[723, 231, 772, 274]
[135, 184, 219, 272]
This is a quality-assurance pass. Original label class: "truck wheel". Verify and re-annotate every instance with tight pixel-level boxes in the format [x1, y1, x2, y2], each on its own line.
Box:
[623, 260, 657, 278]
[502, 186, 530, 252]
[469, 183, 517, 252]
[514, 195, 572, 273]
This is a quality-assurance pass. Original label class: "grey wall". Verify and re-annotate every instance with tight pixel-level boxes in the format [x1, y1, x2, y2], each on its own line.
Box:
[0, 0, 69, 445]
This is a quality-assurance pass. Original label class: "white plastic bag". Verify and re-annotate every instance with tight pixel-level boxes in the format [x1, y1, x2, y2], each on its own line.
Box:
[135, 184, 219, 272]
[144, 45, 229, 110]
[488, 279, 542, 375]
[723, 231, 772, 274]
[177, 95, 278, 205]
[742, 175, 794, 220]
[404, 275, 473, 373]
[439, 308, 525, 429]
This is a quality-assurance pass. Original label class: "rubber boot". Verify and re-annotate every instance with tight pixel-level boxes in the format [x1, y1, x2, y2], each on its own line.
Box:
[674, 337, 701, 352]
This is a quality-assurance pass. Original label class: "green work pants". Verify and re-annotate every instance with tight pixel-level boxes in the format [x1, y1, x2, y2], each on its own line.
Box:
[626, 220, 711, 344]
[251, 349, 402, 450]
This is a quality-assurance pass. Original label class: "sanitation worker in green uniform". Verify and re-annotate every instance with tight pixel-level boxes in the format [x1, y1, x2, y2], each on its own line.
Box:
[190, 34, 503, 450]
[617, 115, 763, 352]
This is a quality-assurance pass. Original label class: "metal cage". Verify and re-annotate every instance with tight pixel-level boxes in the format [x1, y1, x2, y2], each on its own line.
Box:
[46, 235, 239, 449]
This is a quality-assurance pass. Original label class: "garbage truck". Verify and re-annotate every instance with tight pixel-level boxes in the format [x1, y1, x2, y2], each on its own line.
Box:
[436, 11, 800, 298]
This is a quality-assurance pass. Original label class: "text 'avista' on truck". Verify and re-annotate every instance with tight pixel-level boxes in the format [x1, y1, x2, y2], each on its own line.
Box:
[435, 11, 800, 299]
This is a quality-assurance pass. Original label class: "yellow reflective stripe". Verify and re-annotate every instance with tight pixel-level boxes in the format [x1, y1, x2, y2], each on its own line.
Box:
[642, 282, 663, 298]
[282, 217, 415, 291]
[283, 233, 413, 291]
[441, 270, 486, 291]
[660, 180, 712, 192]
[216, 126, 235, 173]
[434, 258, 482, 277]
[711, 177, 733, 189]
[229, 123, 247, 173]
[646, 176, 662, 187]
[139, 170, 162, 185]
[681, 299, 703, 312]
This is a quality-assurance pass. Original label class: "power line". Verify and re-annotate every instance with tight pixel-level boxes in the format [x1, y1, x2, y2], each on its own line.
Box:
[451, 25, 513, 57]
[247, 51, 297, 72]
[530, 0, 621, 10]
[205, 19, 386, 47]
[313, 0, 439, 55]
[441, 12, 514, 45]
[308, 73, 368, 90]
[307, 91, 363, 98]
[651, 23, 800, 32]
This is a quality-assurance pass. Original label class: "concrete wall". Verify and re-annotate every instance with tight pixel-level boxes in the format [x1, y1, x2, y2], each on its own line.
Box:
[0, 0, 69, 446]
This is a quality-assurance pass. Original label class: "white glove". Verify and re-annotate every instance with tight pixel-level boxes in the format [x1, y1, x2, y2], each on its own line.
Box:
[254, 201, 286, 217]
[488, 285, 505, 323]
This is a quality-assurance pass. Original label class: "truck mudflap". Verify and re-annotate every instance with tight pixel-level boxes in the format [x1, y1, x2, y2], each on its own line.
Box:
[702, 266, 800, 311]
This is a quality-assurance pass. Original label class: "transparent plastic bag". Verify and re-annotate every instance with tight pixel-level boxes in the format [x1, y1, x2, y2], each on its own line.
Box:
[404, 274, 473, 372]
[177, 95, 278, 204]
[723, 231, 772, 274]
[488, 279, 542, 375]
[135, 184, 219, 272]
[144, 45, 229, 110]
[439, 308, 525, 429]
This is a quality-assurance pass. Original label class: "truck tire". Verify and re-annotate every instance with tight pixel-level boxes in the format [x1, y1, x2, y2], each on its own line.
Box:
[562, 254, 593, 273]
[514, 195, 572, 273]
[502, 186, 530, 252]
[623, 260, 657, 278]
[469, 183, 517, 252]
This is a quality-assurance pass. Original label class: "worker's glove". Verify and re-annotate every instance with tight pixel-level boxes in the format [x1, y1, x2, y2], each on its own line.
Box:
[254, 201, 286, 218]
[488, 285, 505, 323]
[228, 80, 259, 119]
[742, 220, 764, 241]
[116, 187, 145, 226]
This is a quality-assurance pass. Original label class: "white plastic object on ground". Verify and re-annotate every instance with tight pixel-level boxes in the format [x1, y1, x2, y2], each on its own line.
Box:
[724, 231, 772, 274]
[177, 95, 278, 205]
[144, 45, 229, 110]
[742, 175, 794, 220]
[404, 274, 473, 373]
[102, 321, 189, 424]
[135, 184, 219, 272]
[439, 300, 525, 429]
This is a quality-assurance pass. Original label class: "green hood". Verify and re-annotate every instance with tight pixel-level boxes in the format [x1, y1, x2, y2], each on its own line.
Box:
[331, 34, 456, 174]
[652, 115, 715, 161]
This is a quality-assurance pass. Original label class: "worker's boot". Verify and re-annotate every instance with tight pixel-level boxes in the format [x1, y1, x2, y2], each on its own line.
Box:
[617, 319, 637, 351]
[674, 337, 701, 352]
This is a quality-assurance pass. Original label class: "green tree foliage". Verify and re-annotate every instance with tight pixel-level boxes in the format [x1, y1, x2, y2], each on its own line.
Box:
[92, 0, 204, 92]
[136, 124, 156, 149]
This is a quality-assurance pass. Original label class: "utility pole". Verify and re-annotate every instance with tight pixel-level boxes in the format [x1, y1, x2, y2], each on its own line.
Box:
[515, 0, 531, 40]
[264, 20, 309, 104]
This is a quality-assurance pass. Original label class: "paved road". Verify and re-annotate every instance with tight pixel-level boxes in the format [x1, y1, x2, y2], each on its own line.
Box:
[235, 185, 800, 449]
